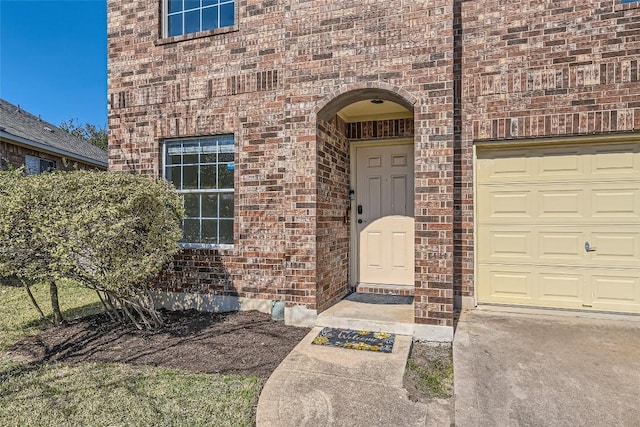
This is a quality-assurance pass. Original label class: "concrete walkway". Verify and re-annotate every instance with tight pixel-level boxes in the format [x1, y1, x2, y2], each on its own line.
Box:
[454, 309, 640, 427]
[256, 326, 435, 426]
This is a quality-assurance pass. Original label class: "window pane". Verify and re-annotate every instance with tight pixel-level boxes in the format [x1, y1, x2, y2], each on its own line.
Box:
[182, 142, 199, 164]
[219, 193, 233, 218]
[183, 193, 200, 217]
[202, 193, 218, 218]
[200, 164, 216, 189]
[24, 155, 39, 175]
[184, 0, 200, 10]
[202, 6, 218, 31]
[219, 219, 233, 244]
[202, 219, 218, 244]
[203, 0, 218, 6]
[183, 165, 198, 189]
[166, 166, 182, 189]
[218, 164, 234, 189]
[168, 13, 183, 37]
[219, 2, 234, 27]
[218, 135, 234, 145]
[201, 143, 217, 163]
[185, 9, 200, 34]
[218, 151, 233, 163]
[40, 159, 55, 173]
[169, 0, 183, 13]
[183, 219, 200, 243]
[166, 153, 181, 166]
[218, 137, 234, 161]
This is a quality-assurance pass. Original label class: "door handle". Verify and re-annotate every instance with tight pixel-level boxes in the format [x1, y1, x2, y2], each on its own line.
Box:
[357, 205, 363, 215]
[584, 241, 596, 252]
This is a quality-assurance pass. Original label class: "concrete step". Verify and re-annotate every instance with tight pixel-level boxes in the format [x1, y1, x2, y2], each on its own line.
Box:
[316, 299, 415, 336]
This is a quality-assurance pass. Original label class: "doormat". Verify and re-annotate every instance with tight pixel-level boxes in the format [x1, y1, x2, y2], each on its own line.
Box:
[312, 327, 395, 353]
[345, 292, 414, 305]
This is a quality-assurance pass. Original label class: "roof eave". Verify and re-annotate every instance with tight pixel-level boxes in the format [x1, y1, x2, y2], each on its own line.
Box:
[0, 130, 108, 168]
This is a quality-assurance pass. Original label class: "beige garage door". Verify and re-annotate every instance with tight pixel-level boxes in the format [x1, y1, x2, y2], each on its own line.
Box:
[477, 140, 640, 313]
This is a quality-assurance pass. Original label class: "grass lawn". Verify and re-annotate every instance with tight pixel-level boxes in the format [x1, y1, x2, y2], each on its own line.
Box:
[404, 343, 454, 400]
[0, 281, 102, 352]
[0, 283, 263, 427]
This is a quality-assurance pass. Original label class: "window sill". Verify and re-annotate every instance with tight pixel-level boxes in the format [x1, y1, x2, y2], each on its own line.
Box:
[155, 26, 238, 46]
[180, 243, 234, 250]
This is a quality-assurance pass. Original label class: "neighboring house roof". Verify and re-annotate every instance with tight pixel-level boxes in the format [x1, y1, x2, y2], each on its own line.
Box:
[0, 98, 108, 167]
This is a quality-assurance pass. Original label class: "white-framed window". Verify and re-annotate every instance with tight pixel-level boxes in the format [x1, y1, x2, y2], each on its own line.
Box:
[164, 135, 235, 248]
[25, 155, 55, 175]
[164, 0, 235, 38]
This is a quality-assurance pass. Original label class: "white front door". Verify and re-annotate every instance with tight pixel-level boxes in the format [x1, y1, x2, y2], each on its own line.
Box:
[356, 144, 414, 286]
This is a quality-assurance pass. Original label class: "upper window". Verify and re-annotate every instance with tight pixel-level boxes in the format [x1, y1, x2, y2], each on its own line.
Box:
[165, 0, 235, 38]
[25, 155, 55, 175]
[164, 135, 235, 248]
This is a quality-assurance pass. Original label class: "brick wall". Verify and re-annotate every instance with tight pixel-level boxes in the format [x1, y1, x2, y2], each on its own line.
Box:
[109, 0, 457, 327]
[316, 116, 350, 312]
[462, 0, 640, 140]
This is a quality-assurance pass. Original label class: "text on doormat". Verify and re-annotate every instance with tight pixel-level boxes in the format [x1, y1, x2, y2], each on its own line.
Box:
[312, 327, 395, 353]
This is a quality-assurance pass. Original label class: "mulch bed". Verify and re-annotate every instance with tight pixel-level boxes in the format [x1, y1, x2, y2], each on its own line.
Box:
[7, 310, 311, 379]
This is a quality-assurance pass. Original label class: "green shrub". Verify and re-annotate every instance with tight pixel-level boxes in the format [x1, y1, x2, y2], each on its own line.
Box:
[0, 170, 185, 328]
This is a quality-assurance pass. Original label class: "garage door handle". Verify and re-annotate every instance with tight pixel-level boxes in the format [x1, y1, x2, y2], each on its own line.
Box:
[584, 242, 596, 252]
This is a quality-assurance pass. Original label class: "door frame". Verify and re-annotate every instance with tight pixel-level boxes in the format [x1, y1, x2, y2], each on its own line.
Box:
[349, 138, 415, 288]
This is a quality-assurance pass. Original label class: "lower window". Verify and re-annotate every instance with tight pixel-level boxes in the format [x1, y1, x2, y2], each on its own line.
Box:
[25, 155, 55, 175]
[164, 135, 235, 248]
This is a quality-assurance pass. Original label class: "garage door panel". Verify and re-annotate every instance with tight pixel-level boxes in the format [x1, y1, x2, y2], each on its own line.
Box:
[539, 231, 583, 261]
[538, 148, 583, 177]
[478, 187, 532, 219]
[490, 230, 532, 259]
[539, 189, 584, 218]
[591, 185, 640, 219]
[476, 149, 533, 182]
[477, 140, 640, 314]
[538, 271, 584, 305]
[591, 144, 640, 176]
[478, 228, 533, 262]
[478, 266, 534, 302]
[591, 272, 640, 312]
[589, 231, 639, 268]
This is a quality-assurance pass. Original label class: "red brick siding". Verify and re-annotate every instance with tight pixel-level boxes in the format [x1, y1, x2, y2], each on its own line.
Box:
[462, 0, 640, 140]
[316, 117, 350, 312]
[109, 0, 456, 327]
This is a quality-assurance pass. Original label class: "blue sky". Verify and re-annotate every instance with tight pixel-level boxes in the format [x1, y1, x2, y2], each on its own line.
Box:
[0, 0, 107, 128]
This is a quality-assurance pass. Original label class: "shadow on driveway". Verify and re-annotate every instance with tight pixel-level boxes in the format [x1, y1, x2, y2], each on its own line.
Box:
[454, 310, 640, 426]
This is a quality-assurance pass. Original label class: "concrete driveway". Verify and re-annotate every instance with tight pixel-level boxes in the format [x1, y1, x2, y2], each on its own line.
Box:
[454, 309, 640, 427]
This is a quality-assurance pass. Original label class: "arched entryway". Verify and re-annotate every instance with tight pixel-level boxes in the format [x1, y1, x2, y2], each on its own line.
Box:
[314, 87, 416, 313]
